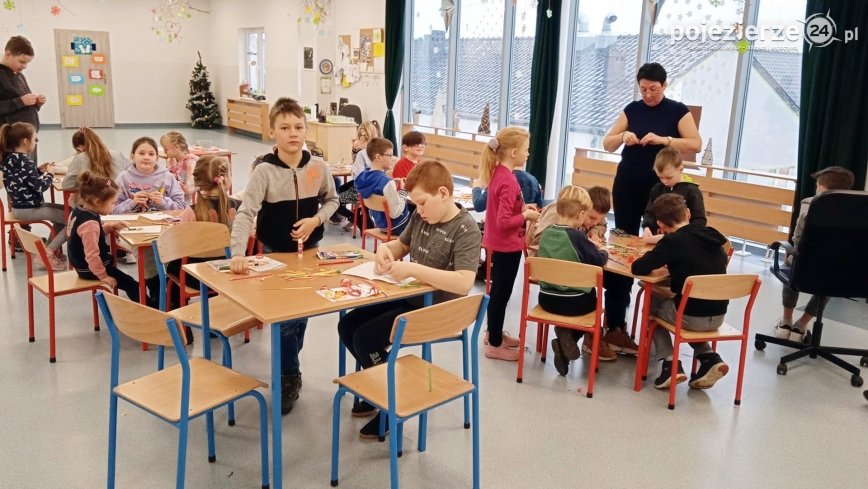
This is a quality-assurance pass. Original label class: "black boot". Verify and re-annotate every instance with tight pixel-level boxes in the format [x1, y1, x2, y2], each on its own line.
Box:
[281, 373, 302, 415]
[145, 276, 162, 310]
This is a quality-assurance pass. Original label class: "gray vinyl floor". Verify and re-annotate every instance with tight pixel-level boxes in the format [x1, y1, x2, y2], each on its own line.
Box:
[1, 127, 866, 489]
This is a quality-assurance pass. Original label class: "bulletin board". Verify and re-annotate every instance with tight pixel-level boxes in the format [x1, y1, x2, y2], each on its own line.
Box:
[54, 29, 116, 128]
[335, 27, 385, 88]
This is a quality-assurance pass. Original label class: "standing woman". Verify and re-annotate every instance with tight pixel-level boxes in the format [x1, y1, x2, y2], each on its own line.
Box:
[598, 62, 702, 354]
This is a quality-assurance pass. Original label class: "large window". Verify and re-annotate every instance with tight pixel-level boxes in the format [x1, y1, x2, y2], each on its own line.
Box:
[241, 28, 266, 96]
[409, 0, 451, 128]
[737, 0, 806, 177]
[649, 0, 745, 166]
[455, 0, 505, 133]
[507, 1, 536, 127]
[561, 1, 642, 184]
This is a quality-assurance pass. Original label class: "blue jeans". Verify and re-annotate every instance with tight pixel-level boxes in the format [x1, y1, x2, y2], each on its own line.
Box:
[280, 319, 308, 376]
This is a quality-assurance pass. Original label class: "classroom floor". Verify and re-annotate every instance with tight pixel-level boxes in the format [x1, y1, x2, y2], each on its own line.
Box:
[2, 127, 866, 489]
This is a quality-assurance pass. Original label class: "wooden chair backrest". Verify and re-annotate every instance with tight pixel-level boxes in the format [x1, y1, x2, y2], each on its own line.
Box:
[390, 294, 484, 345]
[723, 240, 734, 264]
[155, 221, 229, 263]
[527, 257, 602, 290]
[682, 274, 760, 301]
[100, 292, 185, 347]
[13, 225, 48, 264]
[362, 194, 389, 214]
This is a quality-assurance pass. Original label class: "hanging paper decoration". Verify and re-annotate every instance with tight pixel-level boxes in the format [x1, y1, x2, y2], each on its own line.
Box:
[151, 1, 209, 43]
[700, 139, 714, 166]
[440, 0, 455, 32]
[296, 0, 332, 26]
[478, 102, 491, 135]
[51, 5, 60, 15]
[3, 1, 15, 11]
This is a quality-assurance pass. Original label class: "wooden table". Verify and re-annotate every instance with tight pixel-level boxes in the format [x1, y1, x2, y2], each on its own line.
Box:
[328, 163, 352, 185]
[114, 211, 183, 306]
[51, 179, 77, 222]
[183, 244, 435, 489]
[307, 121, 357, 163]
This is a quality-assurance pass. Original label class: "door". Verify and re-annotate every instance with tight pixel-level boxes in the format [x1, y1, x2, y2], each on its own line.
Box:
[54, 29, 115, 128]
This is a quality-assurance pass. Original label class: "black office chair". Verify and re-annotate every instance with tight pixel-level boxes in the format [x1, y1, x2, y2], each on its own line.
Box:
[338, 104, 362, 125]
[755, 190, 868, 387]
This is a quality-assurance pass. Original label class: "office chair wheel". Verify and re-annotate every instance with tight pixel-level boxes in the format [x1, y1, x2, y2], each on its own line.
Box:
[859, 356, 868, 367]
[851, 375, 863, 388]
[755, 339, 766, 351]
[776, 363, 787, 375]
[863, 390, 868, 401]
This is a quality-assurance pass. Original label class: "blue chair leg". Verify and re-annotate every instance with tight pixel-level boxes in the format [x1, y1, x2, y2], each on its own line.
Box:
[472, 390, 480, 489]
[397, 421, 404, 458]
[388, 412, 400, 489]
[176, 418, 189, 489]
[330, 388, 345, 487]
[419, 344, 431, 452]
[157, 345, 165, 371]
[220, 336, 236, 426]
[251, 391, 270, 489]
[462, 331, 471, 429]
[107, 393, 118, 489]
[206, 411, 216, 463]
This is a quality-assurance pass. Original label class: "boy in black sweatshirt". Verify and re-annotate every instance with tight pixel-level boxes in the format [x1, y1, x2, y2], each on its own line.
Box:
[640, 147, 706, 244]
[631, 194, 729, 390]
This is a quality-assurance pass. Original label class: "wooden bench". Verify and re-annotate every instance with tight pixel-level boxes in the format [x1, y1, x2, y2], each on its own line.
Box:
[402, 125, 489, 180]
[227, 98, 270, 141]
[572, 147, 797, 247]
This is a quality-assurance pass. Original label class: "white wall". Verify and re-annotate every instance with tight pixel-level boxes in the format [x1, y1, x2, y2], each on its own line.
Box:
[1, 0, 214, 124]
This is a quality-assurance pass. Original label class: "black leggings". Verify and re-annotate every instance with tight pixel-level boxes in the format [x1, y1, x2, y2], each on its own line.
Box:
[486, 250, 523, 347]
[337, 300, 418, 369]
[79, 266, 139, 303]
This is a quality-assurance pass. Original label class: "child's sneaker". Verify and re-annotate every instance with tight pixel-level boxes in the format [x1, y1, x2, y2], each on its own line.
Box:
[484, 342, 520, 361]
[47, 254, 67, 272]
[604, 328, 639, 355]
[788, 326, 808, 343]
[342, 222, 355, 233]
[483, 330, 521, 348]
[554, 326, 581, 360]
[360, 411, 387, 440]
[689, 353, 729, 389]
[654, 359, 687, 389]
[582, 335, 617, 361]
[123, 252, 137, 265]
[774, 318, 793, 339]
[351, 400, 377, 418]
[551, 339, 569, 376]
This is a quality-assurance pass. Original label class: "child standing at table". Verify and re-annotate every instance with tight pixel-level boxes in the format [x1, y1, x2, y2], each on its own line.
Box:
[538, 186, 609, 376]
[160, 131, 198, 204]
[337, 160, 481, 437]
[391, 130, 425, 180]
[631, 194, 730, 390]
[229, 97, 339, 415]
[67, 171, 139, 301]
[640, 147, 706, 244]
[479, 126, 540, 361]
[0, 122, 67, 271]
[61, 127, 130, 189]
[354, 137, 411, 236]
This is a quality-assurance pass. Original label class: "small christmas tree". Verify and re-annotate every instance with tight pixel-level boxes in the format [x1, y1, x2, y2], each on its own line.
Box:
[478, 102, 491, 134]
[700, 138, 713, 165]
[186, 51, 221, 128]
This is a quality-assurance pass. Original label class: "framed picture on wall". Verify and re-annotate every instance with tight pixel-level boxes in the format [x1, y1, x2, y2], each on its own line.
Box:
[320, 76, 331, 94]
[303, 47, 314, 70]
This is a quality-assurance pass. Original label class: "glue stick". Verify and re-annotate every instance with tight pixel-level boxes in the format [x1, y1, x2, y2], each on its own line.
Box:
[297, 238, 304, 259]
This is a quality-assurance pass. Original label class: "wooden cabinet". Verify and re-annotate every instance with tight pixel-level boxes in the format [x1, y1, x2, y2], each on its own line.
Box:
[227, 98, 270, 141]
[306, 121, 357, 163]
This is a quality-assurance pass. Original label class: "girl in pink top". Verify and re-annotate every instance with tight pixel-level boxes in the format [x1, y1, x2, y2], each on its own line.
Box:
[160, 131, 199, 204]
[479, 126, 540, 361]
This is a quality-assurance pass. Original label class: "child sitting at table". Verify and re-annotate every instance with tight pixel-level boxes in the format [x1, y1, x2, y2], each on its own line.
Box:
[67, 171, 139, 301]
[332, 121, 381, 231]
[527, 185, 611, 255]
[391, 130, 425, 180]
[631, 193, 730, 390]
[539, 185, 609, 376]
[0, 122, 67, 271]
[160, 131, 198, 204]
[228, 97, 339, 415]
[640, 147, 706, 244]
[773, 166, 854, 342]
[62, 127, 130, 189]
[337, 160, 481, 438]
[354, 137, 411, 236]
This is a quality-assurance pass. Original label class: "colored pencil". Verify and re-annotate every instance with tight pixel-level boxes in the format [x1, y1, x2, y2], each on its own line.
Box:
[317, 259, 355, 266]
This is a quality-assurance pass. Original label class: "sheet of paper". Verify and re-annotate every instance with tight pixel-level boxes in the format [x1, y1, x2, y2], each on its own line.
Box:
[102, 214, 141, 222]
[119, 226, 162, 235]
[139, 212, 177, 222]
[341, 261, 416, 285]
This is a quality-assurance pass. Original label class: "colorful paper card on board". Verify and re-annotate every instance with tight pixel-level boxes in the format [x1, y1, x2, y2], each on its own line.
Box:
[67, 73, 84, 85]
[92, 53, 106, 64]
[66, 95, 83, 106]
[71, 37, 96, 55]
[88, 69, 104, 80]
[373, 42, 385, 57]
[62, 56, 79, 68]
[87, 84, 105, 96]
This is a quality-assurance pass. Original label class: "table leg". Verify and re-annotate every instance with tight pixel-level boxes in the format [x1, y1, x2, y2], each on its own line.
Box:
[62, 192, 71, 223]
[633, 281, 654, 391]
[271, 322, 283, 489]
[138, 246, 149, 351]
[199, 281, 212, 360]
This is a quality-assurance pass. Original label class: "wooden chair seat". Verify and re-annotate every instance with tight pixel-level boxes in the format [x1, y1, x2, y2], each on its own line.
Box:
[114, 357, 266, 423]
[169, 296, 260, 337]
[363, 228, 392, 242]
[651, 317, 744, 341]
[28, 271, 108, 295]
[526, 305, 597, 328]
[167, 272, 200, 296]
[335, 354, 473, 419]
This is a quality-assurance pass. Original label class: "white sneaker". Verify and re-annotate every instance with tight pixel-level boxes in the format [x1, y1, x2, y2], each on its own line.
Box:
[773, 318, 793, 339]
[789, 326, 808, 343]
[123, 252, 137, 265]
